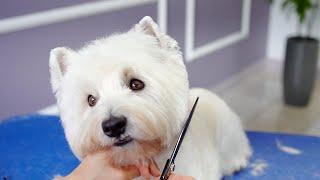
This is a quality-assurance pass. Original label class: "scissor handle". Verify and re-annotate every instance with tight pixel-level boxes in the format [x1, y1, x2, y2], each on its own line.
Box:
[159, 159, 174, 180]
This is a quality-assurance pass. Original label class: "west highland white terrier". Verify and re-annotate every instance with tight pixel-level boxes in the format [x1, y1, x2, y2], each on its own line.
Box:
[49, 16, 252, 179]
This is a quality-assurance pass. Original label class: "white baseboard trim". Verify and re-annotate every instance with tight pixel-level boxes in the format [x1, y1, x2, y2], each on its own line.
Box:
[37, 104, 59, 116]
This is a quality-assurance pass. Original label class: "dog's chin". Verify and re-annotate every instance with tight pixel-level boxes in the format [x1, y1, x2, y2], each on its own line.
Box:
[107, 137, 165, 166]
[114, 136, 133, 147]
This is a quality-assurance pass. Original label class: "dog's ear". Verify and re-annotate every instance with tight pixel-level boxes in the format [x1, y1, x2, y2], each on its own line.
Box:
[135, 16, 180, 52]
[49, 47, 75, 93]
[136, 16, 161, 39]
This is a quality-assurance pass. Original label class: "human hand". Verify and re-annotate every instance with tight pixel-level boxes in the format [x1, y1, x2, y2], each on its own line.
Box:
[57, 151, 195, 180]
[167, 174, 195, 180]
[59, 151, 140, 180]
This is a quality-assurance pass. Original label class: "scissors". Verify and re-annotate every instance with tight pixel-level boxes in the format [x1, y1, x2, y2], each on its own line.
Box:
[159, 97, 199, 180]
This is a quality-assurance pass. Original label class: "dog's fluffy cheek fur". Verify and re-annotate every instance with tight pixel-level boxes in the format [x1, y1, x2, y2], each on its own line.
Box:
[60, 114, 103, 159]
[57, 83, 107, 159]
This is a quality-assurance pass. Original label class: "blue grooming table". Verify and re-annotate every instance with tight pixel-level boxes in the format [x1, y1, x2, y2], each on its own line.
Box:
[0, 115, 319, 180]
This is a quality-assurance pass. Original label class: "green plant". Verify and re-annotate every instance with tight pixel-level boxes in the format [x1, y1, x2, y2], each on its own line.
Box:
[268, 0, 320, 36]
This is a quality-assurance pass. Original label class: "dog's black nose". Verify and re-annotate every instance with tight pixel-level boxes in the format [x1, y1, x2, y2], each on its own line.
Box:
[102, 116, 127, 137]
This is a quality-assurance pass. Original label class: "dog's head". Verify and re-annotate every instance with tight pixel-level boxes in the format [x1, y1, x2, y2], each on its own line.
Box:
[49, 17, 189, 165]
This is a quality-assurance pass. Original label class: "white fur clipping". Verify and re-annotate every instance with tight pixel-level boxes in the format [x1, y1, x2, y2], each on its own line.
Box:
[249, 159, 268, 176]
[276, 139, 302, 155]
[52, 175, 63, 180]
[135, 16, 180, 52]
[49, 47, 74, 93]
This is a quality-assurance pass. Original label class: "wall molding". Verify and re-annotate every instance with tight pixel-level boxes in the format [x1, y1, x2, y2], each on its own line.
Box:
[38, 104, 59, 116]
[185, 0, 252, 62]
[0, 0, 168, 35]
[157, 0, 168, 33]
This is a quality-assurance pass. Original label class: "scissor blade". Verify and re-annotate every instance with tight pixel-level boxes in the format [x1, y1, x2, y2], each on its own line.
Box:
[170, 97, 199, 161]
[159, 97, 199, 180]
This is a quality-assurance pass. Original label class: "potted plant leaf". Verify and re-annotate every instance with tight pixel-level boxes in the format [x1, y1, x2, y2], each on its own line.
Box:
[269, 0, 320, 106]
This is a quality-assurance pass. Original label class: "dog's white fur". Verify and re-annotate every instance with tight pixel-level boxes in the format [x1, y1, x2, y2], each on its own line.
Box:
[49, 16, 251, 179]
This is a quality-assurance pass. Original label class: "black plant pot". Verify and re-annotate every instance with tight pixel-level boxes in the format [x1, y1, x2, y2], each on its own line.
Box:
[283, 36, 319, 106]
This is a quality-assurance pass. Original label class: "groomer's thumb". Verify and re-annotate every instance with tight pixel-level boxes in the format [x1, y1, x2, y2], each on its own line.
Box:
[162, 174, 196, 180]
[149, 160, 160, 177]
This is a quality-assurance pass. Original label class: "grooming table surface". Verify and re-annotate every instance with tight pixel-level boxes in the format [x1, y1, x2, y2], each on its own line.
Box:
[0, 115, 319, 179]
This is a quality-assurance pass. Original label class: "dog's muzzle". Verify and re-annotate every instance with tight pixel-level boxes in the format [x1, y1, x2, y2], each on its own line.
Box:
[102, 115, 127, 137]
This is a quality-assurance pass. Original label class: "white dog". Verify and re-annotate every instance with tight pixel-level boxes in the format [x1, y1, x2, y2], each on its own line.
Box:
[49, 16, 251, 179]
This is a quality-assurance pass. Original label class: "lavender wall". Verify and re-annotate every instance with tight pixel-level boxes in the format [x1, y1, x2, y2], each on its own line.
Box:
[0, 0, 269, 119]
[188, 1, 269, 87]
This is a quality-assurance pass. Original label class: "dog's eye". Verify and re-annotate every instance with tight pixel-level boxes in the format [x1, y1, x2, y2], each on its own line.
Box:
[88, 95, 98, 107]
[129, 78, 145, 91]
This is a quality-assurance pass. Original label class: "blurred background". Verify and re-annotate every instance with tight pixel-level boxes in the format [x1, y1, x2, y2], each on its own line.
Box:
[0, 0, 319, 136]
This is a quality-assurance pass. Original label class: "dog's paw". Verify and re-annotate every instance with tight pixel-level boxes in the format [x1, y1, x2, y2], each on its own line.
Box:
[223, 149, 252, 175]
